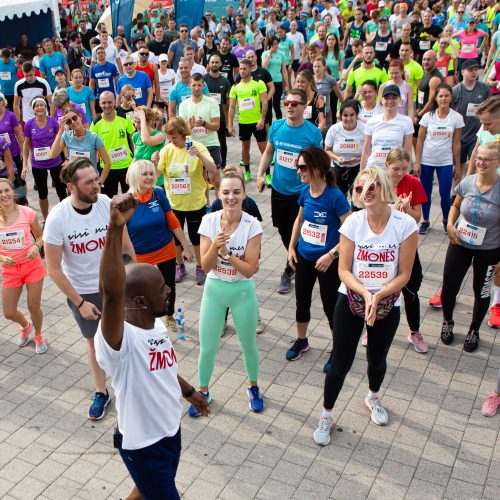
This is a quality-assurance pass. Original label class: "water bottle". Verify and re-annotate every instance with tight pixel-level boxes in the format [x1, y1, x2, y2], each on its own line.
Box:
[175, 307, 186, 341]
[185, 135, 193, 156]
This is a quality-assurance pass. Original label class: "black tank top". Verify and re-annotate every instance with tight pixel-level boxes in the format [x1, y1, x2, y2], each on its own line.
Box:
[419, 68, 443, 109]
[306, 93, 323, 126]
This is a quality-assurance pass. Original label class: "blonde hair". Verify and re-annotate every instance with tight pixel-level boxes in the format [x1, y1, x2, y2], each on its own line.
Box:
[351, 167, 396, 208]
[386, 147, 411, 166]
[126, 160, 157, 194]
[119, 84, 135, 98]
[165, 116, 191, 137]
[134, 105, 162, 125]
[478, 141, 500, 159]
[0, 178, 14, 223]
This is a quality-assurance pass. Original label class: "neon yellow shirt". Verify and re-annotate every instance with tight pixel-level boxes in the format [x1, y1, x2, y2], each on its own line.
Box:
[403, 60, 424, 102]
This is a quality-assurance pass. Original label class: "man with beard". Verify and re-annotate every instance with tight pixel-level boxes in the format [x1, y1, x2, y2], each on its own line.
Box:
[44, 159, 135, 421]
[218, 36, 240, 85]
[95, 193, 208, 500]
[344, 43, 388, 99]
[390, 23, 419, 62]
[415, 10, 442, 63]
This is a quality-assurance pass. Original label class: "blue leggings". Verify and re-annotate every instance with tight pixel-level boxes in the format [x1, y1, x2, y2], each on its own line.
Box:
[420, 164, 453, 221]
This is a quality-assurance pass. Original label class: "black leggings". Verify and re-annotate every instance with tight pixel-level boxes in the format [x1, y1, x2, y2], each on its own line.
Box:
[31, 165, 67, 201]
[217, 114, 227, 168]
[272, 81, 283, 120]
[295, 250, 340, 331]
[333, 164, 359, 197]
[157, 258, 176, 317]
[101, 168, 129, 197]
[324, 294, 400, 409]
[402, 251, 423, 332]
[173, 207, 206, 247]
[442, 243, 500, 331]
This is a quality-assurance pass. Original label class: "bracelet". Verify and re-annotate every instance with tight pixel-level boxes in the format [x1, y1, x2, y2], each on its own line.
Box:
[182, 386, 196, 399]
[35, 242, 42, 250]
[78, 298, 85, 309]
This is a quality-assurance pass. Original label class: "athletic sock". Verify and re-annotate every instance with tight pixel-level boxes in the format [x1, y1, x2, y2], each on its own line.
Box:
[367, 390, 379, 400]
[494, 285, 500, 304]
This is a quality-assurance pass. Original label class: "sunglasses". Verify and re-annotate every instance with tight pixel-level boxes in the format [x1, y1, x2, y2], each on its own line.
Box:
[67, 114, 80, 123]
[139, 52, 149, 56]
[284, 100, 304, 107]
[206, 34, 214, 37]
[354, 182, 378, 194]
[123, 61, 134, 66]
[180, 29, 188, 33]
[296, 163, 308, 171]
[457, 11, 465, 14]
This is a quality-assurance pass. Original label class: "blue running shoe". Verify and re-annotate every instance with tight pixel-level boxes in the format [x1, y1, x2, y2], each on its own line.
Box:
[188, 391, 211, 417]
[247, 385, 264, 413]
[89, 390, 111, 420]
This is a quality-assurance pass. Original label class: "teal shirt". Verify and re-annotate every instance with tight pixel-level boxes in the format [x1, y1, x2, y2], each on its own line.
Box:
[278, 38, 294, 65]
[326, 50, 345, 80]
[263, 51, 285, 82]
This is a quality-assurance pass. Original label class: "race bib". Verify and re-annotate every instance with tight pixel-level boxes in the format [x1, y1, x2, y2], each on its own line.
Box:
[373, 146, 391, 163]
[221, 72, 228, 79]
[160, 88, 170, 99]
[0, 72, 11, 81]
[338, 138, 360, 154]
[97, 78, 110, 88]
[181, 95, 190, 102]
[192, 126, 208, 137]
[466, 102, 479, 117]
[456, 218, 486, 246]
[213, 257, 238, 282]
[462, 43, 474, 54]
[168, 163, 189, 178]
[276, 149, 299, 169]
[68, 150, 91, 162]
[0, 132, 10, 143]
[430, 125, 452, 138]
[404, 70, 410, 81]
[51, 66, 62, 76]
[357, 261, 395, 287]
[109, 145, 128, 163]
[303, 106, 312, 119]
[134, 87, 143, 99]
[418, 90, 425, 105]
[240, 97, 256, 111]
[0, 230, 24, 250]
[419, 40, 431, 50]
[33, 147, 50, 161]
[209, 93, 222, 105]
[375, 41, 388, 52]
[301, 220, 327, 246]
[169, 177, 192, 194]
[79, 102, 86, 114]
[437, 66, 447, 77]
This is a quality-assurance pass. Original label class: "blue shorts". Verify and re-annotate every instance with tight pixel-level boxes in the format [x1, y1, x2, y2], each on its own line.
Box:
[119, 428, 181, 500]
[460, 139, 477, 164]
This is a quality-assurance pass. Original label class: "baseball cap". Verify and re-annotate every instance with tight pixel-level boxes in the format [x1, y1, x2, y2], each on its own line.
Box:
[380, 17, 389, 22]
[382, 84, 401, 97]
[54, 68, 65, 76]
[462, 59, 480, 70]
[158, 53, 168, 62]
[133, 34, 146, 44]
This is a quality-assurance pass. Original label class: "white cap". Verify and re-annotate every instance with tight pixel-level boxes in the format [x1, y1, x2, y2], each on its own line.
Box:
[379, 1, 385, 6]
[158, 53, 168, 62]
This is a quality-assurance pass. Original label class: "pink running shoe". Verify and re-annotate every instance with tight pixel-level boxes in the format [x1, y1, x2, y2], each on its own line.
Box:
[408, 331, 429, 353]
[175, 264, 187, 283]
[361, 331, 368, 346]
[18, 322, 34, 347]
[481, 392, 500, 417]
[429, 289, 442, 308]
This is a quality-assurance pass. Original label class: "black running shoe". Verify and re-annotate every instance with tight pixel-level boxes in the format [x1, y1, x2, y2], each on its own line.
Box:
[440, 320, 454, 345]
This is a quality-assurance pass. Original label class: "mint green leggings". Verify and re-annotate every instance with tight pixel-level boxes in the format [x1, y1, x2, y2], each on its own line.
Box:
[198, 277, 259, 387]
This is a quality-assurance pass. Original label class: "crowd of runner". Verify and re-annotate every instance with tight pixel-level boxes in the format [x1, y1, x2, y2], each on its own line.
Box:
[0, 0, 499, 498]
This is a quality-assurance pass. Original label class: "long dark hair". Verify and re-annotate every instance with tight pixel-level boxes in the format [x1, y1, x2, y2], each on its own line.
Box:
[298, 146, 336, 187]
[430, 82, 453, 115]
[321, 32, 340, 60]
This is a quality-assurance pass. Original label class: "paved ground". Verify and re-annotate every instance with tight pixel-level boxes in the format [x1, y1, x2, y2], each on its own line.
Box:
[0, 136, 499, 500]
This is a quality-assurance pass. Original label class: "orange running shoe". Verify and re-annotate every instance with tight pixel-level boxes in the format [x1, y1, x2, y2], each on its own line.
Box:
[488, 303, 500, 328]
[429, 289, 442, 308]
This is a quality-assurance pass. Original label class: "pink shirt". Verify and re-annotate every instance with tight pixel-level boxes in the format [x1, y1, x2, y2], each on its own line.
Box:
[0, 205, 38, 263]
[456, 30, 486, 59]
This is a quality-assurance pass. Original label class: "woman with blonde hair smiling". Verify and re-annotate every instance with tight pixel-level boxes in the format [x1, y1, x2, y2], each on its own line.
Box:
[126, 160, 193, 331]
[313, 167, 418, 446]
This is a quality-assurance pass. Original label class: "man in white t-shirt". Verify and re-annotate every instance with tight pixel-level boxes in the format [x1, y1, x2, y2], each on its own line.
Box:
[175, 45, 207, 79]
[91, 31, 123, 73]
[44, 159, 135, 421]
[95, 193, 209, 500]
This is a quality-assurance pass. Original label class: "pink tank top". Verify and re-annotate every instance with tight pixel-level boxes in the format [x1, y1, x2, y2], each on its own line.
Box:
[0, 205, 37, 263]
[388, 80, 410, 116]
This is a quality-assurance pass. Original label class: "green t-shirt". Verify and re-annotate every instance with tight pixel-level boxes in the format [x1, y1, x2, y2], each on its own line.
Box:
[347, 65, 388, 92]
[403, 60, 424, 102]
[326, 50, 345, 80]
[262, 51, 285, 82]
[229, 78, 267, 124]
[132, 129, 166, 186]
[366, 20, 379, 34]
[90, 113, 136, 170]
[278, 38, 294, 65]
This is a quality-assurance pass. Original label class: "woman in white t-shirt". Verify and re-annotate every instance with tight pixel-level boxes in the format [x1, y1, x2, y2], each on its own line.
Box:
[157, 55, 176, 121]
[356, 80, 383, 126]
[415, 83, 465, 235]
[360, 84, 413, 169]
[313, 167, 418, 447]
[188, 172, 264, 417]
[325, 99, 365, 195]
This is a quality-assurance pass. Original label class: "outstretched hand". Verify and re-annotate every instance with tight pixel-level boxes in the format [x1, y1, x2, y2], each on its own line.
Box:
[110, 194, 138, 228]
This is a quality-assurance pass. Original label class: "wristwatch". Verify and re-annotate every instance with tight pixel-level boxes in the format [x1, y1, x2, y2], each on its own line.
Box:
[221, 250, 232, 260]
[329, 249, 339, 259]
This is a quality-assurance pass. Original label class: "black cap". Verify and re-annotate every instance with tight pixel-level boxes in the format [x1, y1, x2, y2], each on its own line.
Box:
[133, 34, 146, 44]
[380, 17, 389, 22]
[54, 68, 65, 76]
[462, 59, 480, 70]
[382, 84, 401, 97]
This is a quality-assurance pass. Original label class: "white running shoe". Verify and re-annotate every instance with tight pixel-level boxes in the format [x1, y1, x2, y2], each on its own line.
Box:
[313, 413, 334, 446]
[365, 396, 388, 426]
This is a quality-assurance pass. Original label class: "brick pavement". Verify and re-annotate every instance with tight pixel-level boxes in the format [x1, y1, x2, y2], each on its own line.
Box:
[0, 136, 499, 500]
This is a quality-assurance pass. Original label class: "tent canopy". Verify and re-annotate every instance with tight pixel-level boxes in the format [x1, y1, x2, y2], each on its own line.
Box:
[0, 0, 56, 22]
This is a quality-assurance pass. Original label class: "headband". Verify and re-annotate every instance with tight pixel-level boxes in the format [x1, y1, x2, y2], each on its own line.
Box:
[31, 97, 47, 108]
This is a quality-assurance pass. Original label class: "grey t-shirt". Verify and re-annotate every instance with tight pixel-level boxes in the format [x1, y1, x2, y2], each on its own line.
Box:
[315, 75, 338, 114]
[62, 129, 103, 170]
[452, 82, 492, 145]
[456, 174, 500, 250]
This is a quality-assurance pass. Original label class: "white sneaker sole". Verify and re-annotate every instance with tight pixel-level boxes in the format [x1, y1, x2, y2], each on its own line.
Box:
[364, 399, 388, 426]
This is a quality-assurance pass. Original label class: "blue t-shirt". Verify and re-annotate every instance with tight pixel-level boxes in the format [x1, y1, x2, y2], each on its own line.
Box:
[269, 119, 323, 196]
[67, 86, 95, 122]
[169, 81, 209, 110]
[297, 184, 350, 261]
[61, 129, 103, 170]
[90, 62, 119, 97]
[0, 58, 18, 96]
[39, 53, 67, 90]
[126, 188, 174, 255]
[117, 71, 152, 106]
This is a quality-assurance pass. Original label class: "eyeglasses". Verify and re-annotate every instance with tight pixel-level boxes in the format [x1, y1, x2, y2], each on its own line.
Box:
[139, 52, 149, 56]
[296, 163, 308, 171]
[476, 157, 498, 163]
[206, 34, 214, 37]
[284, 100, 305, 107]
[354, 182, 378, 194]
[123, 61, 134, 66]
[180, 29, 188, 33]
[67, 114, 80, 123]
[457, 11, 465, 14]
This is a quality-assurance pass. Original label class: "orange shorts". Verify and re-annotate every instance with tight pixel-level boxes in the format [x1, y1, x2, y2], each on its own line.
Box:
[1, 257, 46, 288]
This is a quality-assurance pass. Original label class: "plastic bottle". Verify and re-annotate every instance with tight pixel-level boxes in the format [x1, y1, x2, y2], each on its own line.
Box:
[185, 135, 193, 156]
[175, 307, 186, 340]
